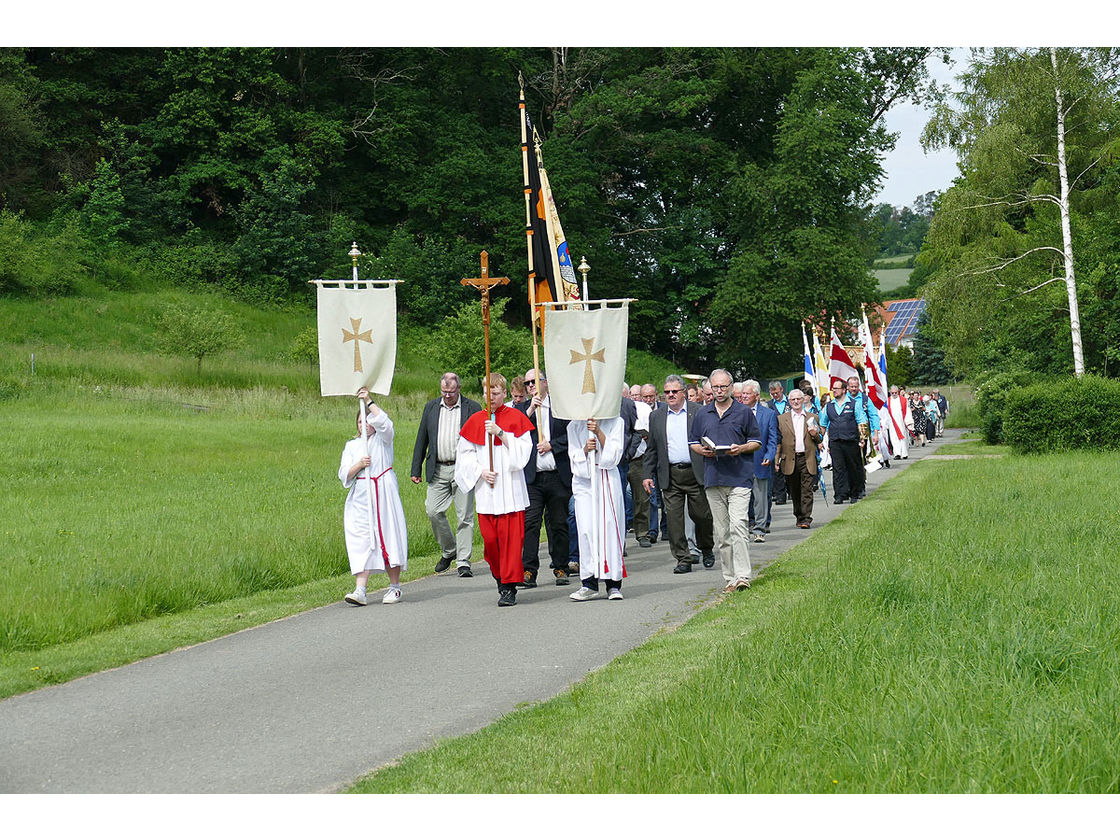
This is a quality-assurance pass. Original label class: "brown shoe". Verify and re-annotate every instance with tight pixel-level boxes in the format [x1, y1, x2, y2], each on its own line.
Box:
[553, 568, 570, 586]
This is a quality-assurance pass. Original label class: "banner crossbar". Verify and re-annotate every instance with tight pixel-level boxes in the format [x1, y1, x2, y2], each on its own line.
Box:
[308, 279, 404, 289]
[538, 298, 636, 310]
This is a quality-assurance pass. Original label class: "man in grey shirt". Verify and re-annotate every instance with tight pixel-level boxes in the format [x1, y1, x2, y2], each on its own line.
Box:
[411, 372, 482, 576]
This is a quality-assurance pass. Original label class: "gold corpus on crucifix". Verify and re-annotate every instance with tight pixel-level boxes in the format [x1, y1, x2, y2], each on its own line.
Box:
[570, 336, 606, 394]
[341, 317, 374, 373]
[461, 251, 510, 469]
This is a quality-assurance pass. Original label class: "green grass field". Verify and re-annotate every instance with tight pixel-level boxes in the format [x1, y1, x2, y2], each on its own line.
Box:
[0, 285, 681, 697]
[874, 267, 913, 293]
[349, 447, 1120, 793]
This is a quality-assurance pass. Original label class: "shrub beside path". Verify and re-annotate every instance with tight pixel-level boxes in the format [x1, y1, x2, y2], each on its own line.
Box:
[0, 430, 963, 793]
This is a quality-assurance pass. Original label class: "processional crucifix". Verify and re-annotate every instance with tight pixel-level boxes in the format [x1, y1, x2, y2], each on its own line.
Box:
[462, 251, 510, 469]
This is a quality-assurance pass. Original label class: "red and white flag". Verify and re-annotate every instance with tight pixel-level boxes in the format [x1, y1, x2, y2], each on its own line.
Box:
[829, 326, 859, 389]
[860, 311, 886, 409]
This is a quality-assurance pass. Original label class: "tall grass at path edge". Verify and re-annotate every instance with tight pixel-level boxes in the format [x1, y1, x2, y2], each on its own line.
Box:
[351, 448, 1120, 793]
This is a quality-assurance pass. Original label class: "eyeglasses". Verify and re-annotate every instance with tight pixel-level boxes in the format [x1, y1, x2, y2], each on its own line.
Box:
[664, 388, 682, 395]
[524, 379, 536, 386]
[711, 383, 731, 391]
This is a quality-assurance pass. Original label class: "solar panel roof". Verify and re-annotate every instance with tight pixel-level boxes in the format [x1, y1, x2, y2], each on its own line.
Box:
[881, 298, 926, 345]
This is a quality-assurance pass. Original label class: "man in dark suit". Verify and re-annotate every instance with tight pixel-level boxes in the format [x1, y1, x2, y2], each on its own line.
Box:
[643, 374, 715, 574]
[639, 383, 668, 545]
[740, 379, 779, 543]
[518, 369, 573, 586]
[410, 372, 482, 577]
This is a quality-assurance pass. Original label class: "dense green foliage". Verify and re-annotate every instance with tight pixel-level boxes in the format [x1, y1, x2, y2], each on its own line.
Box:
[973, 367, 1035, 444]
[1003, 375, 1120, 453]
[0, 46, 944, 377]
[920, 48, 1120, 380]
[870, 190, 936, 257]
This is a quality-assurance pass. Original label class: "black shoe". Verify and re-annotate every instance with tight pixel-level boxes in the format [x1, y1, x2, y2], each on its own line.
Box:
[553, 568, 570, 586]
[435, 556, 453, 573]
[774, 499, 788, 505]
[673, 561, 692, 574]
[457, 565, 473, 578]
[702, 552, 715, 569]
[520, 570, 538, 588]
[638, 536, 651, 548]
[833, 498, 844, 504]
[849, 497, 860, 504]
[646, 532, 658, 545]
[498, 587, 517, 606]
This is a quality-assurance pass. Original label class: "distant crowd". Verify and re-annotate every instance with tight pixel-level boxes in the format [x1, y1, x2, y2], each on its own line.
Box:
[337, 369, 947, 608]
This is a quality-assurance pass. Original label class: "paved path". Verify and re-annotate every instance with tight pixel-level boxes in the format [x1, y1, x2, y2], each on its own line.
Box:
[0, 430, 962, 792]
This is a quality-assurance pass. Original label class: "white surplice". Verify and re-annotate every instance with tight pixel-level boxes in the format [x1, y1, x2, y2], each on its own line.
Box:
[568, 416, 626, 583]
[453, 418, 532, 515]
[339, 410, 408, 574]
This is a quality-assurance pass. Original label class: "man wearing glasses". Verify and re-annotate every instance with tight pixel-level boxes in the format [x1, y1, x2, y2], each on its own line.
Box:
[518, 369, 573, 587]
[411, 372, 483, 576]
[690, 369, 762, 592]
[643, 375, 716, 574]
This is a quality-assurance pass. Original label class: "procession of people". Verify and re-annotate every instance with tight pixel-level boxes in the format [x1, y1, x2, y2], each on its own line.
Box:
[339, 360, 944, 608]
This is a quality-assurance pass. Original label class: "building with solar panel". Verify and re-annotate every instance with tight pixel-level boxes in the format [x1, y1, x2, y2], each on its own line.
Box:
[874, 297, 927, 348]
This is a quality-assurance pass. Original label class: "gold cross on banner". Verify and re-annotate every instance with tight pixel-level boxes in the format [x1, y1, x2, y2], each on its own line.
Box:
[341, 317, 373, 373]
[570, 337, 606, 394]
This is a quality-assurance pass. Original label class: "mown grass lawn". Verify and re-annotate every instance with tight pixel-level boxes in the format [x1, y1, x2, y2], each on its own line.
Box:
[0, 384, 459, 697]
[350, 449, 1120, 793]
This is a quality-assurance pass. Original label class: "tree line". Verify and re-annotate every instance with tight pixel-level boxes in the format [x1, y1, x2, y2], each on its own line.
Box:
[0, 47, 945, 375]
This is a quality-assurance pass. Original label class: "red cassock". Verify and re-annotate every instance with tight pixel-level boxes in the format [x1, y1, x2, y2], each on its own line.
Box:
[456, 406, 535, 584]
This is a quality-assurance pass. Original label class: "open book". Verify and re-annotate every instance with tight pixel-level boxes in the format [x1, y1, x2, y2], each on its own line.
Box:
[700, 436, 733, 453]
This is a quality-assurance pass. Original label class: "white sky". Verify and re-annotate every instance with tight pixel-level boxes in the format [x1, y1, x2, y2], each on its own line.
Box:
[871, 49, 966, 210]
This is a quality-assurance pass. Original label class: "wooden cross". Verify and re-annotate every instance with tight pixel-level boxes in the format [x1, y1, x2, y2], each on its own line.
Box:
[461, 251, 510, 468]
[341, 316, 373, 373]
[570, 336, 606, 394]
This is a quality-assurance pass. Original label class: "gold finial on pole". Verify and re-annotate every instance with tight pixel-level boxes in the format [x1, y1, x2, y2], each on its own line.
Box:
[577, 256, 590, 303]
[349, 242, 361, 284]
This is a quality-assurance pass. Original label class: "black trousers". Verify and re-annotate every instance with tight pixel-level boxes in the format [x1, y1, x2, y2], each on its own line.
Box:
[829, 438, 864, 501]
[521, 470, 571, 573]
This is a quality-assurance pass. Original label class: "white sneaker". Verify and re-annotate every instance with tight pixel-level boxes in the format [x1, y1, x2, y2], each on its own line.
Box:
[734, 577, 751, 591]
[569, 586, 600, 602]
[753, 533, 765, 543]
[381, 588, 402, 604]
[607, 588, 623, 601]
[344, 590, 367, 606]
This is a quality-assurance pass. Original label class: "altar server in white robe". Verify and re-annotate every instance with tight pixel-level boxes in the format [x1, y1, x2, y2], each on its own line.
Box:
[884, 386, 913, 460]
[567, 416, 627, 602]
[340, 389, 408, 605]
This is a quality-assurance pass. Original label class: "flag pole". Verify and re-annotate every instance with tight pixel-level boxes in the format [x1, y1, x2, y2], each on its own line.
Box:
[576, 257, 605, 571]
[520, 78, 546, 433]
[349, 242, 378, 547]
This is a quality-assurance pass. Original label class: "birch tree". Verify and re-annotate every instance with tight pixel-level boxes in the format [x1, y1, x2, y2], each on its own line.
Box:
[921, 47, 1120, 378]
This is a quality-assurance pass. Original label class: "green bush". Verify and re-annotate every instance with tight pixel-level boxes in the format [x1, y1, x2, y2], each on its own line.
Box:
[433, 297, 533, 388]
[157, 300, 245, 375]
[973, 368, 1034, 444]
[0, 210, 86, 296]
[1003, 375, 1120, 454]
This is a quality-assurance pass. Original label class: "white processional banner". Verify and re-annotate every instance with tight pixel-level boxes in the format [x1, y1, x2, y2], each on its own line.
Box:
[316, 284, 396, 397]
[543, 304, 628, 420]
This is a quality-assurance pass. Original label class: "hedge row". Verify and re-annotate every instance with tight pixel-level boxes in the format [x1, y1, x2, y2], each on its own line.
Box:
[1003, 375, 1120, 454]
